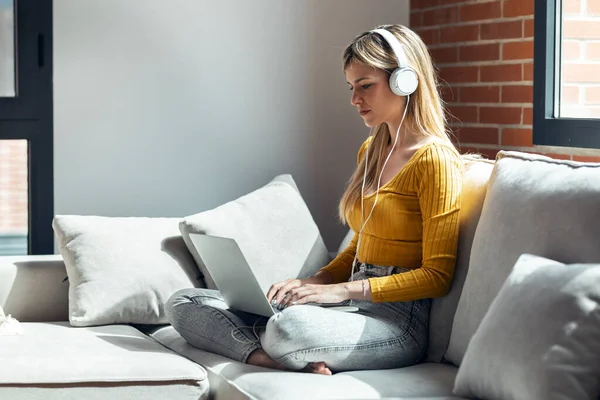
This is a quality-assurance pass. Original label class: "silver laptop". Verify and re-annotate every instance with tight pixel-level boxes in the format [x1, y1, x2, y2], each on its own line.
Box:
[188, 233, 358, 317]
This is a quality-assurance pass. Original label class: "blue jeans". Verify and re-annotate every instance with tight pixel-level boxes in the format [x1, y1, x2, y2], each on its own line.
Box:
[165, 263, 431, 373]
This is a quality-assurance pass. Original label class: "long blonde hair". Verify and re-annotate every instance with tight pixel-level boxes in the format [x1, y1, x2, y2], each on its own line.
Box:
[338, 24, 472, 224]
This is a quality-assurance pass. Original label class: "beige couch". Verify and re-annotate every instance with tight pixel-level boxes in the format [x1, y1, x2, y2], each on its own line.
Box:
[1, 150, 598, 400]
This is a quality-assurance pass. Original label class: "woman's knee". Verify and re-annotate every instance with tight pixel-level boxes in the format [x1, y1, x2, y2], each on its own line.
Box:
[261, 306, 315, 357]
[164, 288, 215, 324]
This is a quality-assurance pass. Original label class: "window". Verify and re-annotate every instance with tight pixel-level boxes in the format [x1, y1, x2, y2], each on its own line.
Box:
[533, 0, 600, 148]
[0, 0, 53, 255]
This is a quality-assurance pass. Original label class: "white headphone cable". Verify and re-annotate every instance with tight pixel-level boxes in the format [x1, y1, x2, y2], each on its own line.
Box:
[348, 95, 410, 307]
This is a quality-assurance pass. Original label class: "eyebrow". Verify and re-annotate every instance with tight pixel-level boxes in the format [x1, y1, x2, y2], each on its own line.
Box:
[346, 77, 371, 85]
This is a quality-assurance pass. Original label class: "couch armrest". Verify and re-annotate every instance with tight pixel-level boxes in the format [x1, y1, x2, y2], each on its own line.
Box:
[0, 255, 69, 322]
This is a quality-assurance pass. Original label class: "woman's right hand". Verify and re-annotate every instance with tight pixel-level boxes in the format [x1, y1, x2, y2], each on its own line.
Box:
[266, 271, 332, 308]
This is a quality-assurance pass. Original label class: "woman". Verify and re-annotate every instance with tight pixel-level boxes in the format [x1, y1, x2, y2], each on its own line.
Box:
[166, 24, 464, 376]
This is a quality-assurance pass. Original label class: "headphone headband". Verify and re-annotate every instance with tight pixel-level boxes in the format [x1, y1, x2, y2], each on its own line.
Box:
[370, 28, 409, 70]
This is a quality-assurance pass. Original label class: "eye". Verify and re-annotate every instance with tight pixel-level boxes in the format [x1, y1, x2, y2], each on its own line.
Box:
[348, 84, 373, 91]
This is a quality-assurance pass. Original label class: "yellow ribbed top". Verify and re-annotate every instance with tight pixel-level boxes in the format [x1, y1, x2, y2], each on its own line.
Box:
[320, 137, 463, 303]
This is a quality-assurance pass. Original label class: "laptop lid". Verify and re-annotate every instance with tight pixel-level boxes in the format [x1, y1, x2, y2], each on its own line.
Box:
[188, 233, 275, 317]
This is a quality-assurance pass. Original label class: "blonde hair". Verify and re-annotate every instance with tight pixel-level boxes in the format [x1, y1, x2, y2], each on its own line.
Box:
[338, 24, 476, 224]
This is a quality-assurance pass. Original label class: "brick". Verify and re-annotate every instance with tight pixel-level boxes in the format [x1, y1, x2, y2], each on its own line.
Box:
[564, 0, 582, 14]
[503, 40, 534, 60]
[588, 42, 600, 60]
[563, 20, 600, 39]
[523, 62, 534, 81]
[447, 105, 478, 123]
[522, 107, 533, 124]
[523, 19, 535, 38]
[561, 86, 579, 103]
[502, 128, 533, 146]
[459, 43, 500, 62]
[481, 64, 522, 82]
[440, 66, 479, 83]
[440, 85, 459, 103]
[481, 21, 522, 40]
[589, 1, 600, 14]
[460, 85, 500, 103]
[573, 155, 600, 162]
[585, 87, 600, 104]
[410, 11, 423, 28]
[563, 41, 581, 60]
[480, 106, 522, 124]
[502, 85, 533, 103]
[503, 0, 535, 17]
[411, 0, 440, 10]
[416, 28, 440, 46]
[440, 25, 480, 43]
[458, 127, 499, 144]
[423, 7, 460, 26]
[544, 153, 571, 160]
[563, 64, 600, 82]
[430, 46, 459, 64]
[460, 1, 502, 22]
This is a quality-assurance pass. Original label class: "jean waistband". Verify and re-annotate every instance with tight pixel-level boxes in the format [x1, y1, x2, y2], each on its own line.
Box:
[356, 262, 410, 277]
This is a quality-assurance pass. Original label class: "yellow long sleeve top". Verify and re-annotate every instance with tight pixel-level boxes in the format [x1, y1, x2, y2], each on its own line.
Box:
[319, 137, 463, 303]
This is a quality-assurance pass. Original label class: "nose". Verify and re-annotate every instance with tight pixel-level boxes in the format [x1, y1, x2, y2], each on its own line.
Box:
[350, 89, 362, 106]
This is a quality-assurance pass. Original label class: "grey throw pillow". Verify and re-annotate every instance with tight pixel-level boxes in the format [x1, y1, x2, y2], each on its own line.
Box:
[53, 216, 203, 326]
[179, 174, 330, 293]
[454, 254, 600, 400]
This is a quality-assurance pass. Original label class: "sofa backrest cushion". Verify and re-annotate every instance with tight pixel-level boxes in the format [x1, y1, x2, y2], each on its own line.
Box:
[445, 151, 600, 366]
[0, 255, 68, 321]
[427, 158, 495, 362]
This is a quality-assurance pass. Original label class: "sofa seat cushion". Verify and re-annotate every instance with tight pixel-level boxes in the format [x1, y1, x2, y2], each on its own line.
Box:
[148, 325, 468, 400]
[0, 322, 208, 399]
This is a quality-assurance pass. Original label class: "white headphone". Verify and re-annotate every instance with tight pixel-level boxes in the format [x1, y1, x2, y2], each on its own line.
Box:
[370, 28, 419, 96]
[348, 28, 414, 302]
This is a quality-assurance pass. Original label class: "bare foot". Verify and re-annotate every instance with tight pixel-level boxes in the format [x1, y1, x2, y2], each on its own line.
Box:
[246, 349, 288, 371]
[301, 361, 332, 375]
[246, 350, 332, 375]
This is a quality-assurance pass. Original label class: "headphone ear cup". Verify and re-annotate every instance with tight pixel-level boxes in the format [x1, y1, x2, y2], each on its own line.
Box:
[389, 67, 419, 96]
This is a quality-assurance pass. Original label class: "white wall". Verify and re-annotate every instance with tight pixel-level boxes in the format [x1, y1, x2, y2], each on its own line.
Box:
[53, 0, 409, 250]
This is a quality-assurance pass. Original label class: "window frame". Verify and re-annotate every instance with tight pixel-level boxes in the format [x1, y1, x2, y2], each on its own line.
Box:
[533, 0, 600, 149]
[0, 0, 53, 255]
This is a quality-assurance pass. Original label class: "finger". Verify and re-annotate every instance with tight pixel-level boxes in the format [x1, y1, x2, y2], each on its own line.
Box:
[276, 282, 299, 304]
[267, 280, 292, 302]
[287, 287, 313, 306]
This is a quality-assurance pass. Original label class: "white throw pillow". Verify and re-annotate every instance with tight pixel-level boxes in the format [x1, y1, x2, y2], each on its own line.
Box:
[454, 254, 600, 400]
[445, 151, 600, 365]
[179, 174, 330, 293]
[53, 216, 203, 327]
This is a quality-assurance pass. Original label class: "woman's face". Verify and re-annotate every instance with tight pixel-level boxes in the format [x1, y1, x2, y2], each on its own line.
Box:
[344, 61, 406, 128]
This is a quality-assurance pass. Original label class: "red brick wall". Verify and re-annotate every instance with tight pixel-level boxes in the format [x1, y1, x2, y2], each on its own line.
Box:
[411, 0, 600, 162]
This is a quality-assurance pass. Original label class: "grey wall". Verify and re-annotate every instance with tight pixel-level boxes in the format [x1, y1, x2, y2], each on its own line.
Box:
[53, 0, 409, 250]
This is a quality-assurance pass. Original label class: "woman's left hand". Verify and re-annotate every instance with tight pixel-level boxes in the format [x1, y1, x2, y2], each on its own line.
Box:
[281, 283, 348, 308]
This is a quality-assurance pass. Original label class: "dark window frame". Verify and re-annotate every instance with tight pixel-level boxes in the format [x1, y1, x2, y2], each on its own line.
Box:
[0, 0, 53, 254]
[533, 0, 600, 149]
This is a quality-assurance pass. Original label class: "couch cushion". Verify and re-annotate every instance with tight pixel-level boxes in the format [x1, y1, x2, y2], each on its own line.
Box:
[179, 174, 330, 293]
[0, 322, 208, 399]
[53, 215, 204, 326]
[0, 255, 68, 322]
[454, 254, 600, 400]
[445, 151, 600, 366]
[147, 325, 467, 400]
[427, 158, 494, 362]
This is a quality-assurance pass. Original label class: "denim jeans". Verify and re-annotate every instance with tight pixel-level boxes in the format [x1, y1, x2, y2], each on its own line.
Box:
[165, 263, 431, 373]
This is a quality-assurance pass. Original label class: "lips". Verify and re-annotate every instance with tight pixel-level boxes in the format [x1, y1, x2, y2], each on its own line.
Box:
[359, 110, 371, 116]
